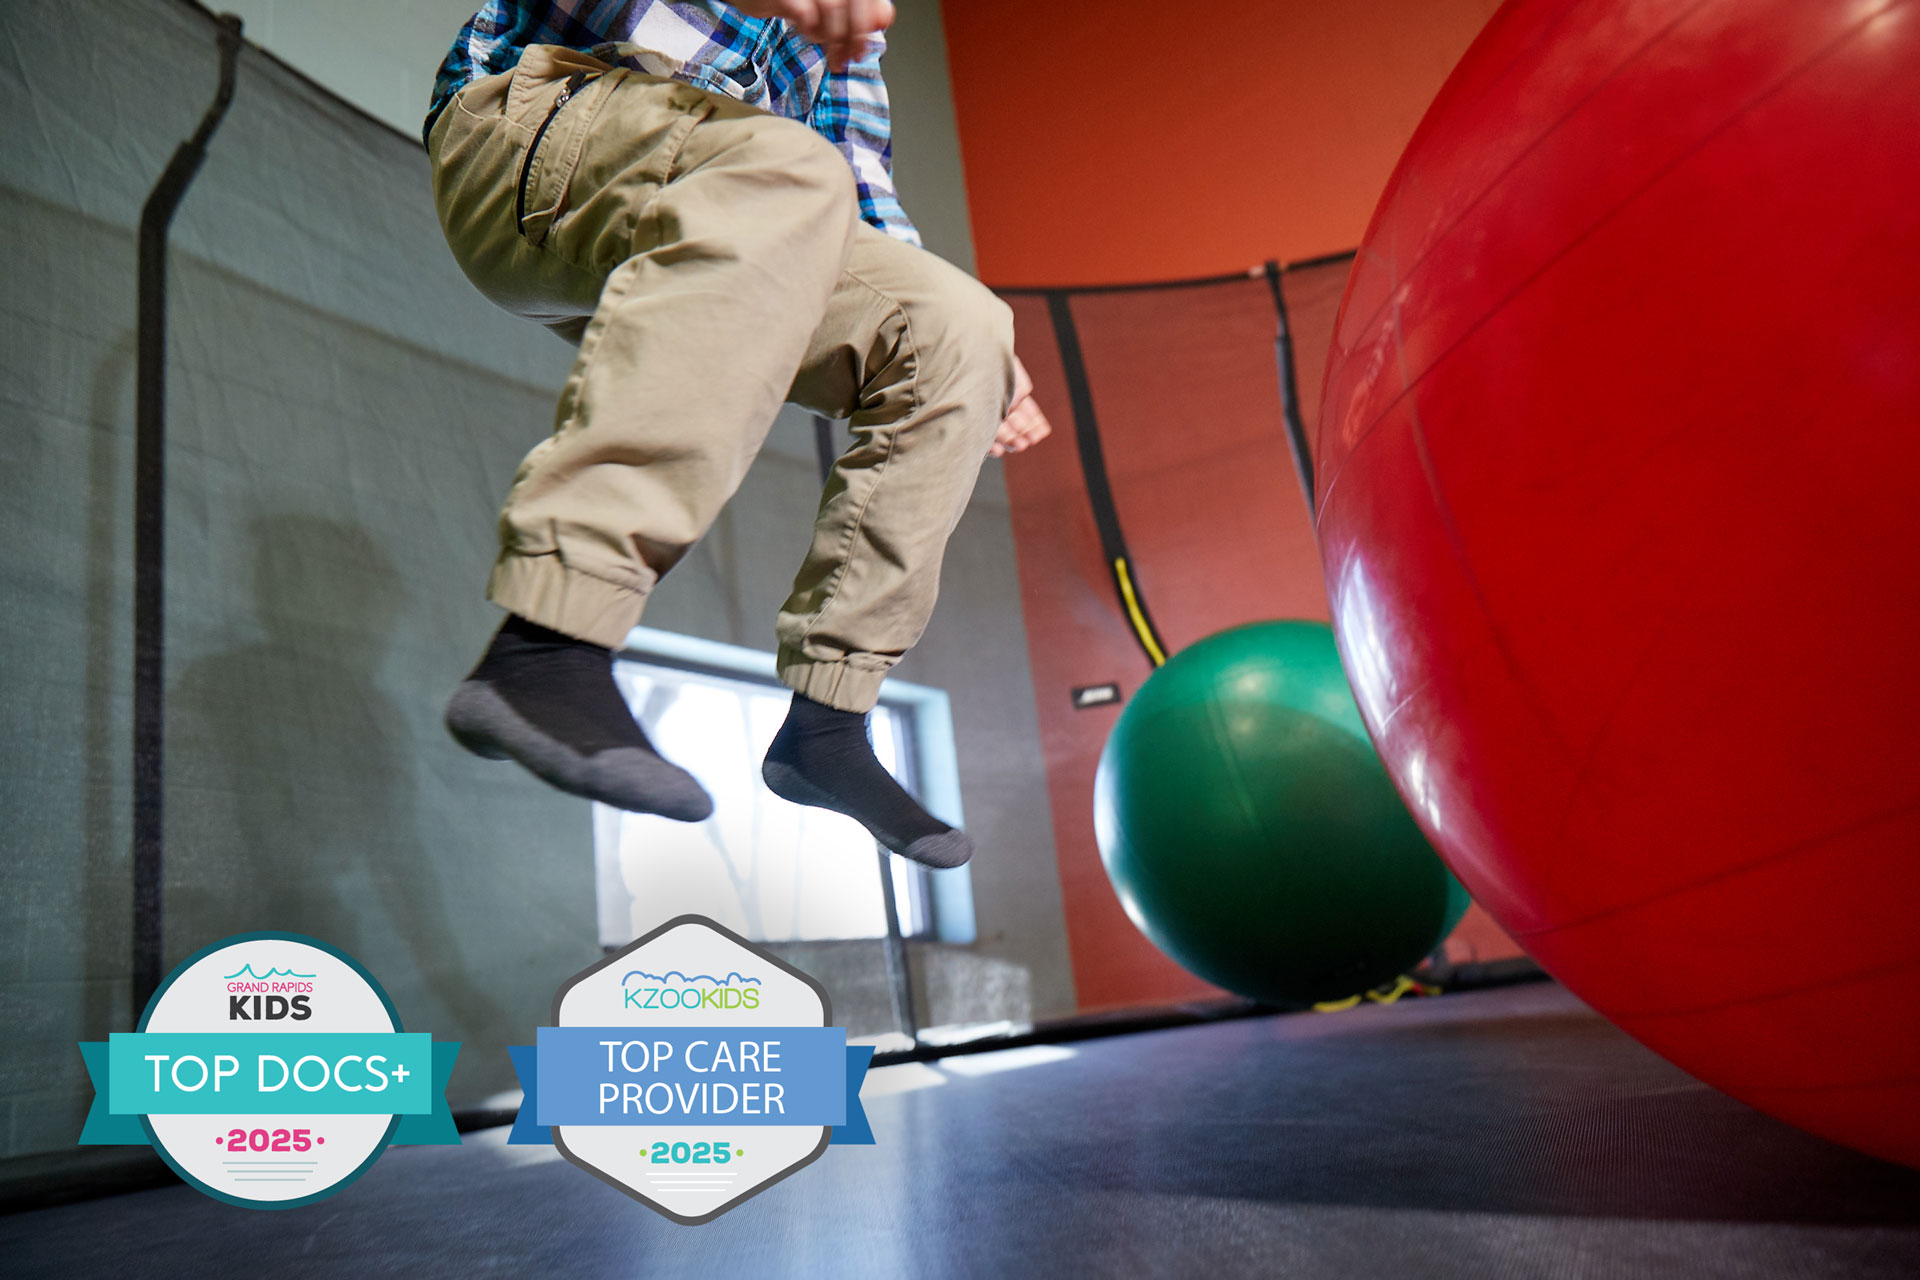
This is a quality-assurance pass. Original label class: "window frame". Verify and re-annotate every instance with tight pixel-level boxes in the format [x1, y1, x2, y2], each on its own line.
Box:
[606, 625, 977, 945]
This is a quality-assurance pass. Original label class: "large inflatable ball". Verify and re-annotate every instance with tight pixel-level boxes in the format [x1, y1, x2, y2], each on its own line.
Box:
[1316, 0, 1920, 1165]
[1094, 621, 1462, 1005]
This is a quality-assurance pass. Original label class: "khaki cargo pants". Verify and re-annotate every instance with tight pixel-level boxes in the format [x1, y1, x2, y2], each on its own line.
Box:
[429, 45, 1015, 712]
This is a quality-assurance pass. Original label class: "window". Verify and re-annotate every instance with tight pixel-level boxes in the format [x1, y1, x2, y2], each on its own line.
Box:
[592, 628, 970, 948]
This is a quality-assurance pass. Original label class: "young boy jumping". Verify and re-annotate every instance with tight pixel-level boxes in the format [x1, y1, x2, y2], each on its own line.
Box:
[424, 1, 1050, 869]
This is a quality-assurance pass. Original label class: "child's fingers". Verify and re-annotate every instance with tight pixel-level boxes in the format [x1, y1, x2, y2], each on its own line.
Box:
[818, 0, 849, 47]
[827, 38, 866, 71]
[1006, 400, 1051, 449]
[990, 396, 1052, 457]
[815, 1, 890, 69]
[848, 0, 893, 37]
[783, 1, 820, 35]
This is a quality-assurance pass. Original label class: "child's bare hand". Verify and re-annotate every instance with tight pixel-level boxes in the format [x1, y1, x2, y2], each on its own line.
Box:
[991, 357, 1053, 459]
[734, 1, 896, 70]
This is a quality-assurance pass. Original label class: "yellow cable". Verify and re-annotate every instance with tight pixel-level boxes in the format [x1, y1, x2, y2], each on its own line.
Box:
[1113, 558, 1167, 667]
[1316, 975, 1431, 1013]
[1364, 975, 1421, 1006]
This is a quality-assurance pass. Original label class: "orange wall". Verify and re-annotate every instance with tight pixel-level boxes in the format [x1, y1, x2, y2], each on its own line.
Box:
[940, 0, 1505, 286]
[945, 0, 1526, 1008]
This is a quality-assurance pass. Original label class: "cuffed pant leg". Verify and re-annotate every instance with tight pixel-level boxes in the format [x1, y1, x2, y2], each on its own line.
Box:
[776, 226, 1017, 711]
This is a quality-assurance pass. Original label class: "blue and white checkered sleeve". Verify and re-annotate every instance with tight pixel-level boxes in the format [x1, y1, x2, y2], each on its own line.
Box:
[804, 33, 922, 246]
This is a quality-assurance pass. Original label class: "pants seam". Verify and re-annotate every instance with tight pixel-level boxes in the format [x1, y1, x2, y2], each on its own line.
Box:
[615, 107, 703, 263]
[500, 548, 651, 597]
[795, 271, 922, 653]
[504, 259, 644, 520]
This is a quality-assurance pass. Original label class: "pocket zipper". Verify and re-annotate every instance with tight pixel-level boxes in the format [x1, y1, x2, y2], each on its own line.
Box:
[516, 72, 589, 232]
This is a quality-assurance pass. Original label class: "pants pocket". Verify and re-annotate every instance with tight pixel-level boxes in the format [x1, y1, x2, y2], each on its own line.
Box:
[537, 77, 719, 277]
[517, 67, 625, 248]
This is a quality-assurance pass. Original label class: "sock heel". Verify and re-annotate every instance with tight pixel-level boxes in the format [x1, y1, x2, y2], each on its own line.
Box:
[445, 682, 512, 759]
[761, 758, 853, 817]
[444, 678, 713, 821]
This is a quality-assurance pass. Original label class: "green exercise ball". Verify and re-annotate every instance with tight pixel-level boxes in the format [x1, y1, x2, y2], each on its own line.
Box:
[1094, 620, 1465, 1004]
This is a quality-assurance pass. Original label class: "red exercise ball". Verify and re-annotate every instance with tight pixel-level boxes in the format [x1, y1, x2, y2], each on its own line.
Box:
[1317, 0, 1920, 1167]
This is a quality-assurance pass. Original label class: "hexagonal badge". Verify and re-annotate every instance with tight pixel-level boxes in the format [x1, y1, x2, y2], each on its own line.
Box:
[507, 915, 873, 1224]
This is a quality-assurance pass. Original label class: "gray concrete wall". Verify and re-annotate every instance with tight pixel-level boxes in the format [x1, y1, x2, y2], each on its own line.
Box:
[0, 0, 591, 1160]
[204, 0, 484, 139]
[883, 0, 980, 275]
[0, 0, 1068, 1165]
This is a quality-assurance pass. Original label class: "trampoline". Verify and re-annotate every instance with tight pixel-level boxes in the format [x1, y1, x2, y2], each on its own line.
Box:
[6, 983, 1917, 1278]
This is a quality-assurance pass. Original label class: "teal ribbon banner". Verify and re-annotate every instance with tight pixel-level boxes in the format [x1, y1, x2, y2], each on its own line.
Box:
[79, 1035, 461, 1145]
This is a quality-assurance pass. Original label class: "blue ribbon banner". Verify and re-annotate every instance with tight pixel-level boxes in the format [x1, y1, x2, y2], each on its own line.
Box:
[509, 1027, 873, 1146]
[78, 1036, 461, 1146]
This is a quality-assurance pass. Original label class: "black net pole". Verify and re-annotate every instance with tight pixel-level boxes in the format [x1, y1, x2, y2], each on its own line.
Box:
[1044, 292, 1170, 668]
[133, 13, 243, 1014]
[1263, 260, 1317, 514]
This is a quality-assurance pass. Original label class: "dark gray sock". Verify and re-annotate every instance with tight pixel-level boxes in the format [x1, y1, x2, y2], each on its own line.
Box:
[445, 616, 712, 821]
[762, 693, 974, 869]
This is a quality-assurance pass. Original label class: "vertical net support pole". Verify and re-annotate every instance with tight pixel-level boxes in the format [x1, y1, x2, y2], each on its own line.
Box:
[133, 14, 243, 1014]
[1263, 260, 1317, 515]
[1044, 292, 1169, 668]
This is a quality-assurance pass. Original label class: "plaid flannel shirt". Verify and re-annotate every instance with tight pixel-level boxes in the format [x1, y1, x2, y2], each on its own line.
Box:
[425, 1, 919, 244]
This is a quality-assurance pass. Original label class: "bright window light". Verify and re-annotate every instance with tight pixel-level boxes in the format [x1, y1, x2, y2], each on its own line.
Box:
[592, 656, 928, 946]
[937, 1045, 1079, 1077]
